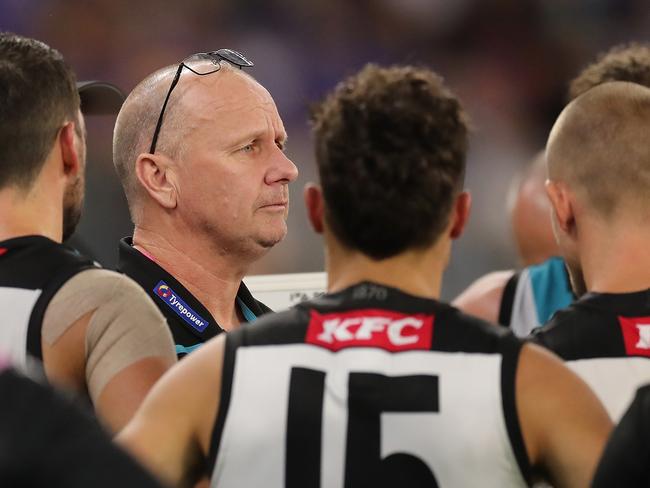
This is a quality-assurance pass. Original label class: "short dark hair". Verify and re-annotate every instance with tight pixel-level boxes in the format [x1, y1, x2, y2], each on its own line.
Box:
[0, 32, 80, 189]
[311, 64, 468, 260]
[569, 43, 650, 100]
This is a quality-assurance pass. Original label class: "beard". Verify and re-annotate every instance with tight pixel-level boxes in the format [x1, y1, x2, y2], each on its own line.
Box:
[62, 175, 84, 242]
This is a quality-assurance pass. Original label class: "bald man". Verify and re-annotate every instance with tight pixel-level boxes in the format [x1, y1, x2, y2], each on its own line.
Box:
[508, 152, 559, 265]
[454, 42, 650, 335]
[120, 63, 610, 488]
[453, 152, 573, 335]
[531, 81, 650, 421]
[113, 50, 299, 357]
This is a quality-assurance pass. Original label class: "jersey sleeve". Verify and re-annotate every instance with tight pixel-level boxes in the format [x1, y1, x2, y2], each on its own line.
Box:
[42, 268, 177, 403]
[0, 368, 164, 487]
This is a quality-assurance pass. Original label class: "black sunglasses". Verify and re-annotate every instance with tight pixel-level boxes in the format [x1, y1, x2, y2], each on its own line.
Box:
[149, 48, 254, 154]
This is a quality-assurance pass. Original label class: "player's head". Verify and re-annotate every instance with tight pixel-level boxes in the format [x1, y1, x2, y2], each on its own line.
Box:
[308, 64, 470, 261]
[507, 151, 559, 266]
[113, 51, 297, 260]
[0, 32, 85, 241]
[569, 42, 650, 100]
[545, 81, 650, 295]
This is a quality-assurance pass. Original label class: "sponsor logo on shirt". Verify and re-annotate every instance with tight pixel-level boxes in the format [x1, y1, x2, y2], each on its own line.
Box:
[157, 284, 172, 299]
[153, 280, 209, 333]
[619, 316, 650, 357]
[306, 308, 433, 352]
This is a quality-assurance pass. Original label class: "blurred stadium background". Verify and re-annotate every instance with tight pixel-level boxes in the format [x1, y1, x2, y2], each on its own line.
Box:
[2, 0, 649, 300]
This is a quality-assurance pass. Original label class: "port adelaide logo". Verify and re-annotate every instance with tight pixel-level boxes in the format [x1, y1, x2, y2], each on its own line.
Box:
[153, 280, 209, 333]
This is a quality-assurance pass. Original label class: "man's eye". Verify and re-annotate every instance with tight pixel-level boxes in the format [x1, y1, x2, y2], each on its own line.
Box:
[241, 143, 255, 153]
[276, 141, 286, 151]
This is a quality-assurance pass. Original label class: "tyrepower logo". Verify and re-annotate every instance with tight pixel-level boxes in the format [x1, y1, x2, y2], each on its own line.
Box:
[153, 280, 209, 333]
[306, 309, 433, 352]
[619, 316, 650, 357]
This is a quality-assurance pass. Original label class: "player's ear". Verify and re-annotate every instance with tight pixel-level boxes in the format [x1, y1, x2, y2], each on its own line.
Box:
[449, 191, 471, 239]
[135, 153, 178, 210]
[304, 183, 324, 234]
[58, 121, 81, 178]
[545, 179, 574, 235]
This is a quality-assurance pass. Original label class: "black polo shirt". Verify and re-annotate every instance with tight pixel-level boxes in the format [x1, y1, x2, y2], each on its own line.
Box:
[117, 237, 271, 358]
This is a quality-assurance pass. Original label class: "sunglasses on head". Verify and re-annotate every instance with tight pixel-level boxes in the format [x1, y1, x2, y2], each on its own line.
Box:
[149, 48, 254, 155]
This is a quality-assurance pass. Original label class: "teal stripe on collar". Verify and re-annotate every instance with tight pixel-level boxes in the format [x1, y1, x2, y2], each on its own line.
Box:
[237, 296, 257, 323]
[175, 343, 203, 355]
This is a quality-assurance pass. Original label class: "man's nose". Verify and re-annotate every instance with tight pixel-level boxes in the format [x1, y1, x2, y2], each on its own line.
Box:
[266, 147, 299, 184]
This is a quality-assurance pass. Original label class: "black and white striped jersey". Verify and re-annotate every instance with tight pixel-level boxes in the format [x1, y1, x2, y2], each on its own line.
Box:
[206, 281, 530, 488]
[0, 235, 96, 369]
[532, 288, 650, 421]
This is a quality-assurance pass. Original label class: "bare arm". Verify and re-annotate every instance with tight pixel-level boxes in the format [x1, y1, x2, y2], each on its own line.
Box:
[452, 270, 514, 324]
[41, 269, 177, 432]
[517, 343, 612, 488]
[118, 335, 226, 487]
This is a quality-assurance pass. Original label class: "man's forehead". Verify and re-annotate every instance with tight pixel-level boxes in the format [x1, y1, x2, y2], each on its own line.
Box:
[185, 69, 273, 109]
[185, 71, 284, 136]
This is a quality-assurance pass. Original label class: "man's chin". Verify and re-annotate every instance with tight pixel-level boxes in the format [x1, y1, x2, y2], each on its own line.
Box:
[254, 226, 287, 251]
[256, 234, 285, 250]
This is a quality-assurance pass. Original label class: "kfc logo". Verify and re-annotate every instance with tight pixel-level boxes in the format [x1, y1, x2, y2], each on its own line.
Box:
[306, 309, 433, 352]
[619, 316, 650, 357]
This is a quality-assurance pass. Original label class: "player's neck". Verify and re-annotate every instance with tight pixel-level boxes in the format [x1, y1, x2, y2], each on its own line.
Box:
[325, 239, 448, 301]
[0, 179, 63, 243]
[582, 222, 650, 294]
[132, 226, 246, 330]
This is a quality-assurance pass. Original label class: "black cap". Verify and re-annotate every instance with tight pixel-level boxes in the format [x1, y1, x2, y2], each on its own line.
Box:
[76, 80, 125, 116]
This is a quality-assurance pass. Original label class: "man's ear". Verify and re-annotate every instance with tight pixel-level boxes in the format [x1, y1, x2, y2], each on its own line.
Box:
[304, 183, 324, 234]
[449, 191, 471, 239]
[545, 179, 574, 235]
[59, 122, 81, 178]
[135, 153, 178, 209]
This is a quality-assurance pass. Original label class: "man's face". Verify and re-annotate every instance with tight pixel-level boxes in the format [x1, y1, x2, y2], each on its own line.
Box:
[174, 71, 298, 258]
[62, 109, 86, 241]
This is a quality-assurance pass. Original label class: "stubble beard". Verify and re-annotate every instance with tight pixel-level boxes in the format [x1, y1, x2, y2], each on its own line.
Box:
[62, 175, 84, 242]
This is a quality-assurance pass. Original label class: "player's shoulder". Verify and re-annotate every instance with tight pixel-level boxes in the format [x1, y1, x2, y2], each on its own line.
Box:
[60, 267, 154, 300]
[531, 295, 621, 359]
[452, 269, 515, 324]
[232, 287, 519, 356]
[540, 291, 622, 333]
[48, 267, 168, 334]
[231, 305, 310, 347]
[456, 270, 516, 298]
[435, 302, 521, 354]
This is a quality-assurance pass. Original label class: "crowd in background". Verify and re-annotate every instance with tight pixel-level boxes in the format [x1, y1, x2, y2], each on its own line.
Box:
[2, 0, 650, 298]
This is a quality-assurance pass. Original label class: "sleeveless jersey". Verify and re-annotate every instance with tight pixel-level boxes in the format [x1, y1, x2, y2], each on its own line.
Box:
[592, 384, 650, 487]
[532, 288, 650, 421]
[206, 282, 530, 488]
[0, 366, 165, 487]
[0, 235, 97, 370]
[498, 256, 574, 337]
